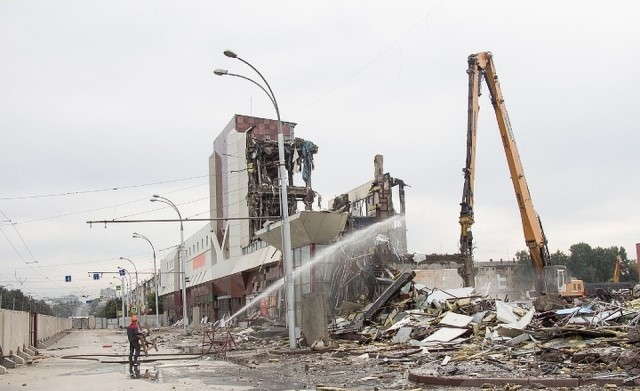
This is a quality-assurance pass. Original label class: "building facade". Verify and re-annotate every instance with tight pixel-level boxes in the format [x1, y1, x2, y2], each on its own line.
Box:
[157, 114, 320, 325]
[474, 259, 521, 299]
[145, 114, 411, 328]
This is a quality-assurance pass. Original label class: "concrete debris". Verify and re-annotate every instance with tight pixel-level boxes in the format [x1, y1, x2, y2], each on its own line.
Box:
[424, 327, 468, 342]
[440, 311, 473, 327]
[15, 279, 640, 390]
[205, 277, 640, 389]
[135, 269, 640, 388]
[390, 327, 412, 343]
[90, 273, 623, 389]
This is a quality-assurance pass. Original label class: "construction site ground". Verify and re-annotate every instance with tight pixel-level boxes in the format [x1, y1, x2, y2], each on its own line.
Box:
[2, 325, 639, 391]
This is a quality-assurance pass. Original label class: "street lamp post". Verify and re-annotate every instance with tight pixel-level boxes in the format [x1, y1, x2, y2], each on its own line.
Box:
[119, 257, 139, 307]
[119, 267, 133, 314]
[150, 194, 188, 334]
[133, 232, 160, 328]
[117, 275, 127, 324]
[214, 49, 297, 349]
[112, 276, 126, 327]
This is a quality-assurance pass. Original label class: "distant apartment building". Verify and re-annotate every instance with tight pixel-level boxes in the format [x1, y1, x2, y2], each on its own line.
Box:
[474, 259, 521, 299]
[56, 294, 80, 305]
[100, 287, 116, 300]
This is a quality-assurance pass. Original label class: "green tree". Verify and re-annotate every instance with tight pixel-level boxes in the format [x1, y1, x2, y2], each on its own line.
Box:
[51, 302, 75, 317]
[622, 256, 638, 282]
[549, 250, 569, 266]
[145, 292, 162, 315]
[511, 243, 637, 291]
[87, 299, 103, 316]
[567, 243, 597, 282]
[0, 286, 53, 315]
[565, 243, 631, 283]
[95, 298, 122, 318]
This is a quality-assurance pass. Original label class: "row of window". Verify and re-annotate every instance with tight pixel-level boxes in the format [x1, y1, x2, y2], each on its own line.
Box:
[478, 266, 514, 272]
[186, 235, 211, 257]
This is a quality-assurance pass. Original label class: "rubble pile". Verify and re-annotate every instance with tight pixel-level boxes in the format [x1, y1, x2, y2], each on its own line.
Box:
[182, 280, 640, 389]
[323, 284, 640, 388]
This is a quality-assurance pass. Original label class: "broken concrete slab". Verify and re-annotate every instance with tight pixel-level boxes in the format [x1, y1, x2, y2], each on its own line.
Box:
[495, 300, 520, 323]
[363, 271, 416, 323]
[426, 287, 476, 307]
[391, 327, 412, 343]
[439, 311, 473, 327]
[492, 306, 536, 338]
[424, 327, 467, 342]
[505, 332, 531, 346]
[471, 310, 487, 325]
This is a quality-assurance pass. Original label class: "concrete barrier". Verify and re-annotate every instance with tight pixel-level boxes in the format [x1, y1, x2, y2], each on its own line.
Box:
[1, 355, 17, 368]
[16, 347, 32, 364]
[0, 310, 29, 357]
[1, 309, 71, 373]
[36, 313, 72, 343]
[10, 352, 25, 365]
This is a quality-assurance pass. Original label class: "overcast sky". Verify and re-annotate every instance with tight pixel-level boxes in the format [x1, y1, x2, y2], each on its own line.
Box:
[1, 1, 638, 300]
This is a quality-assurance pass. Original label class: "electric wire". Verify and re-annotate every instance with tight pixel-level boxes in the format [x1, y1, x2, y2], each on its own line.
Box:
[292, 0, 447, 116]
[0, 174, 210, 201]
[9, 181, 209, 226]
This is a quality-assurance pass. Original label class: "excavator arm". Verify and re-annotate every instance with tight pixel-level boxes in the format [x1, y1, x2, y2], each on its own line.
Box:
[459, 54, 480, 260]
[463, 52, 551, 293]
[613, 255, 622, 283]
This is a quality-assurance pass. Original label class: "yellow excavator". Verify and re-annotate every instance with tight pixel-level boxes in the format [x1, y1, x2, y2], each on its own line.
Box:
[460, 51, 584, 297]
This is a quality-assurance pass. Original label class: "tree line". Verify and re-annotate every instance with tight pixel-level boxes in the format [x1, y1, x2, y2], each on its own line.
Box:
[91, 292, 162, 318]
[0, 286, 54, 315]
[513, 242, 638, 289]
[0, 284, 162, 320]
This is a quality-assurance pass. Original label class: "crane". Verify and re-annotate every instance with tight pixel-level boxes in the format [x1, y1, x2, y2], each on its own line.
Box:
[460, 52, 569, 295]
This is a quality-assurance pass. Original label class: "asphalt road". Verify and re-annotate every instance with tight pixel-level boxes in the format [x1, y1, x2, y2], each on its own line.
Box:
[1, 327, 426, 391]
[1, 328, 255, 391]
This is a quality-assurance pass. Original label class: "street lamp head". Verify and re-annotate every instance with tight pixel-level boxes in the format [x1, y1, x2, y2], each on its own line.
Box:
[223, 50, 237, 58]
[213, 68, 228, 76]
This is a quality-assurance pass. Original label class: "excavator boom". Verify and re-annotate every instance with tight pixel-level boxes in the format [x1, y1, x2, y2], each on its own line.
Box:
[459, 54, 480, 259]
[462, 52, 551, 293]
[613, 255, 622, 283]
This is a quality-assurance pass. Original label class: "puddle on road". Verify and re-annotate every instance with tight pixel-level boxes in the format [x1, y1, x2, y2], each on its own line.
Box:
[59, 364, 121, 376]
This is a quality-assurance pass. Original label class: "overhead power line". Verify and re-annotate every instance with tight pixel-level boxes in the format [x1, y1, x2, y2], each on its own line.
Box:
[0, 174, 210, 201]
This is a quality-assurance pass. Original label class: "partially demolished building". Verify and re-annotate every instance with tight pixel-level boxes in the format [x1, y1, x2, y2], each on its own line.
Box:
[156, 114, 410, 327]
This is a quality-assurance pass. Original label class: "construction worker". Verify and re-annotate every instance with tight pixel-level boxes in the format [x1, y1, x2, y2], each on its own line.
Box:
[127, 315, 143, 376]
